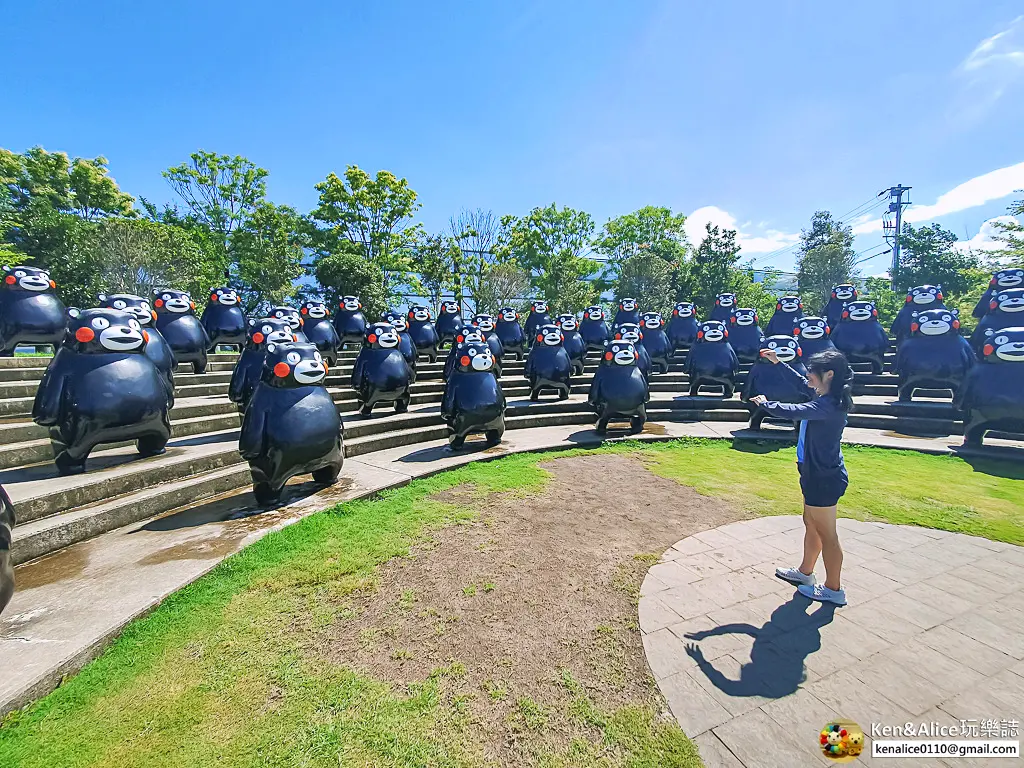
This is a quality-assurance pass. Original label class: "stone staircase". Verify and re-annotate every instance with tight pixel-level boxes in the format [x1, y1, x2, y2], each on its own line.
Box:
[0, 344, 996, 568]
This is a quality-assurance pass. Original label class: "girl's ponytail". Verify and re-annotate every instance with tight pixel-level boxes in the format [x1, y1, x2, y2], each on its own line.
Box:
[807, 349, 854, 411]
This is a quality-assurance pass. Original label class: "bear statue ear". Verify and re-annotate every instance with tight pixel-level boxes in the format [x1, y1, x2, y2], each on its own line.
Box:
[911, 311, 919, 318]
[152, 288, 161, 297]
[67, 307, 81, 318]
[951, 307, 959, 317]
[248, 318, 256, 326]
[97, 293, 107, 302]
[266, 343, 277, 354]
[2, 266, 9, 273]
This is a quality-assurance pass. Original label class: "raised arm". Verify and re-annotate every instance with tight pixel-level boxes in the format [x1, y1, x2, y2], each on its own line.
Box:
[772, 361, 818, 400]
[761, 396, 836, 421]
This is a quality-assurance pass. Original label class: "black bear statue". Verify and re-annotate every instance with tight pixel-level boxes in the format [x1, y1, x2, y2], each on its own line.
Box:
[33, 308, 172, 474]
[0, 265, 66, 356]
[200, 286, 247, 351]
[685, 320, 739, 397]
[238, 342, 343, 504]
[830, 300, 889, 374]
[896, 308, 975, 402]
[153, 288, 211, 374]
[956, 327, 1024, 447]
[588, 339, 649, 434]
[229, 318, 295, 412]
[441, 341, 505, 449]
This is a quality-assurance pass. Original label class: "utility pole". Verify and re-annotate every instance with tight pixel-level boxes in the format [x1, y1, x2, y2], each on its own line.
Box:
[881, 185, 912, 281]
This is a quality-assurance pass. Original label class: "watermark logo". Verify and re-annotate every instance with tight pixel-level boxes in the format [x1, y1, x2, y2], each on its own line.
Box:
[820, 720, 865, 762]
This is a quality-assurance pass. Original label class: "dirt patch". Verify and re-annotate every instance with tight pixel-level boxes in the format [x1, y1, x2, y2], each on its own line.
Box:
[324, 453, 750, 762]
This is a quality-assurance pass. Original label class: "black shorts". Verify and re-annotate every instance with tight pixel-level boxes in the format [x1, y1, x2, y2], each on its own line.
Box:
[798, 463, 848, 507]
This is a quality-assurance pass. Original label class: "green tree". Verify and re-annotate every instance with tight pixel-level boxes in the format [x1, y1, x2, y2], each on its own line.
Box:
[675, 222, 741, 314]
[595, 205, 688, 264]
[863, 276, 902, 329]
[11, 206, 102, 308]
[314, 247, 390, 321]
[310, 166, 422, 296]
[449, 208, 503, 308]
[795, 211, 857, 313]
[892, 222, 979, 295]
[734, 267, 782, 319]
[472, 261, 531, 315]
[94, 217, 210, 299]
[413, 234, 461, 310]
[68, 157, 135, 219]
[992, 194, 1024, 264]
[229, 203, 306, 315]
[497, 203, 598, 311]
[163, 151, 268, 254]
[614, 252, 672, 315]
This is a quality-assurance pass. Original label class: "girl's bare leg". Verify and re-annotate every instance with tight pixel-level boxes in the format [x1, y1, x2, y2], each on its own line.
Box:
[805, 503, 843, 590]
[799, 506, 822, 576]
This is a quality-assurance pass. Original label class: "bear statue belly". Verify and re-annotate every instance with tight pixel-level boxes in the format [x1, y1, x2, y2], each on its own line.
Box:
[896, 335, 975, 401]
[0, 292, 67, 354]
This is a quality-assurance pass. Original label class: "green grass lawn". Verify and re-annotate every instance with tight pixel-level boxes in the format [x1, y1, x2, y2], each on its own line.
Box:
[1, 439, 1022, 768]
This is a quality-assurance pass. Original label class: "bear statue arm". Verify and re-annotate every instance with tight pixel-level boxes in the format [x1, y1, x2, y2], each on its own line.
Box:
[440, 383, 457, 419]
[728, 346, 740, 373]
[972, 291, 991, 319]
[228, 363, 245, 402]
[959, 336, 977, 370]
[351, 354, 365, 390]
[587, 372, 602, 407]
[238, 403, 267, 460]
[739, 367, 756, 401]
[32, 363, 69, 427]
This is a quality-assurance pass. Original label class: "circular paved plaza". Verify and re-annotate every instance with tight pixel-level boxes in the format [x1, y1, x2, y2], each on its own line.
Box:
[640, 516, 1024, 767]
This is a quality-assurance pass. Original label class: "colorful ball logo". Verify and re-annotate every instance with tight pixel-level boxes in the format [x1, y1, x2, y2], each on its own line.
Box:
[819, 720, 864, 762]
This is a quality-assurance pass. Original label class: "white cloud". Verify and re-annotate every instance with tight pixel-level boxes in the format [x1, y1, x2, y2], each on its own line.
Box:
[953, 16, 1024, 119]
[952, 215, 1017, 253]
[685, 205, 799, 254]
[852, 161, 1024, 235]
[961, 16, 1024, 73]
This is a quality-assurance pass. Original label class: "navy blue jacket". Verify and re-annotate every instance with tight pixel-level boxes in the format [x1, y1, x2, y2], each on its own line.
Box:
[761, 364, 848, 477]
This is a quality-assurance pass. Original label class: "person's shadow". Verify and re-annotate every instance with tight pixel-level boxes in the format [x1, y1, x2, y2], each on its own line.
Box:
[683, 592, 836, 698]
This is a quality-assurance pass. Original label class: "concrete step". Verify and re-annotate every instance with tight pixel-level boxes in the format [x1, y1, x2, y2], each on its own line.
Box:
[3, 431, 242, 526]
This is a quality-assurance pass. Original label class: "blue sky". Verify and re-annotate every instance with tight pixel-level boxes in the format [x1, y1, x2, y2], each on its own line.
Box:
[4, 1, 1023, 275]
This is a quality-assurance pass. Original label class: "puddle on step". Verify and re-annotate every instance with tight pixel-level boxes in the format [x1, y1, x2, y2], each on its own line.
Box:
[641, 422, 668, 435]
[15, 545, 89, 590]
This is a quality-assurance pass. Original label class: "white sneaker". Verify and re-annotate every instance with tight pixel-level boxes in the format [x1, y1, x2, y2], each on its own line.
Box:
[775, 566, 816, 587]
[798, 583, 847, 606]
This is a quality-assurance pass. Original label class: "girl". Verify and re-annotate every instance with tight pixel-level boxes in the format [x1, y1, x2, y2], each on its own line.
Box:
[750, 348, 854, 606]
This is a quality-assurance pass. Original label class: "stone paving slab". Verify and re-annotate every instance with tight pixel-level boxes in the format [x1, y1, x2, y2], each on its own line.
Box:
[641, 517, 1024, 767]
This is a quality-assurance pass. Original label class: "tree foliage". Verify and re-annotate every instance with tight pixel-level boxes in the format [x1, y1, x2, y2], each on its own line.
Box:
[450, 208, 503, 307]
[893, 222, 979, 295]
[674, 223, 741, 314]
[614, 253, 672, 315]
[314, 247, 390, 321]
[795, 211, 857, 313]
[412, 234, 463, 310]
[163, 151, 268, 248]
[472, 261, 532, 315]
[497, 203, 598, 311]
[595, 206, 688, 264]
[229, 203, 305, 315]
[310, 166, 422, 298]
[94, 217, 210, 300]
[992, 194, 1024, 265]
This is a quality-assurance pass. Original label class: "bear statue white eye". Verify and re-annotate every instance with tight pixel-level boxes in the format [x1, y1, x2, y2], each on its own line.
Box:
[162, 293, 171, 300]
[313, 351, 322, 362]
[767, 341, 777, 348]
[286, 351, 301, 364]
[14, 270, 25, 278]
[91, 317, 110, 330]
[799, 321, 807, 328]
[942, 315, 951, 322]
[113, 300, 127, 309]
[261, 324, 273, 334]
[128, 319, 141, 331]
[994, 335, 1009, 346]
[141, 302, 151, 311]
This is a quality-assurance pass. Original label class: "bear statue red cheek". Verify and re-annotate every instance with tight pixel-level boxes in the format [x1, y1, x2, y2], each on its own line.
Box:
[142, 331, 150, 343]
[155, 299, 164, 308]
[953, 320, 960, 329]
[209, 294, 218, 302]
[75, 327, 95, 343]
[252, 332, 264, 344]
[273, 362, 290, 378]
[4, 276, 14, 285]
[983, 343, 994, 357]
[49, 280, 56, 288]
